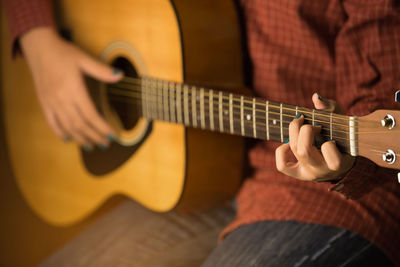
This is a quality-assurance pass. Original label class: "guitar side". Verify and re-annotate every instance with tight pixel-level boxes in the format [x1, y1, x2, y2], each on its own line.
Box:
[2, 0, 245, 225]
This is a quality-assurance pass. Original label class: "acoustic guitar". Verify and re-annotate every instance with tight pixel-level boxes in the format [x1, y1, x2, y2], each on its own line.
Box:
[2, 0, 400, 226]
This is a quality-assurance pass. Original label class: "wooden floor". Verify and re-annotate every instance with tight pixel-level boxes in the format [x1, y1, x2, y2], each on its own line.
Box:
[40, 200, 235, 267]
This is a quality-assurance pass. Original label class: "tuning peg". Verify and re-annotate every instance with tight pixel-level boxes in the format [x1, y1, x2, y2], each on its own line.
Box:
[395, 90, 400, 102]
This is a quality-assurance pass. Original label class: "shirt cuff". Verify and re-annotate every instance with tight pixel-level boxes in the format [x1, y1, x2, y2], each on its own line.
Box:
[329, 156, 379, 199]
[3, 0, 55, 57]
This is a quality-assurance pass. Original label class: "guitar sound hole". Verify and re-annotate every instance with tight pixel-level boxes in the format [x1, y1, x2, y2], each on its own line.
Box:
[82, 56, 152, 177]
[109, 57, 140, 130]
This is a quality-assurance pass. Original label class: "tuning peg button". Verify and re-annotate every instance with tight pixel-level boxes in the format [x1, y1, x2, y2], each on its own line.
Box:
[398, 173, 400, 184]
[395, 90, 400, 102]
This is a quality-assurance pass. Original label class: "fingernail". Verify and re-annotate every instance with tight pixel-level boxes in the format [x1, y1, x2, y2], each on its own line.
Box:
[295, 113, 302, 119]
[99, 143, 109, 150]
[316, 92, 327, 103]
[284, 138, 290, 144]
[107, 134, 115, 142]
[83, 144, 93, 152]
[113, 69, 122, 75]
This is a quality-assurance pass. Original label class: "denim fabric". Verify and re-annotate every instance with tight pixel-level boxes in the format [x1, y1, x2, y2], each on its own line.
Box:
[202, 221, 392, 267]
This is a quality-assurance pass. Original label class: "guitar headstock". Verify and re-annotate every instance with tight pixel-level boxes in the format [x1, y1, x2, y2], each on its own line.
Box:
[358, 91, 400, 182]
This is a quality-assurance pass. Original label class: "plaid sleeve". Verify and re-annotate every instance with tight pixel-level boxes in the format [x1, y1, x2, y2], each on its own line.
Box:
[1, 0, 55, 57]
[330, 0, 400, 199]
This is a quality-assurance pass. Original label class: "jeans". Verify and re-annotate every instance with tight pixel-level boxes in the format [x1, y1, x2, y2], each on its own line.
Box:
[202, 221, 392, 267]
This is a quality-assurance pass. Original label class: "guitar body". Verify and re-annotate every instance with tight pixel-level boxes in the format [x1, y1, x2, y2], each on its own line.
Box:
[2, 0, 245, 225]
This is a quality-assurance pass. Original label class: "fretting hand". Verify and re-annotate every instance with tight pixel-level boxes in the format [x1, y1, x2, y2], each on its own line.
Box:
[20, 27, 123, 150]
[275, 93, 355, 182]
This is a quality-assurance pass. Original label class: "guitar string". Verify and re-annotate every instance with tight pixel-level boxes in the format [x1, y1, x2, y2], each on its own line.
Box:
[107, 92, 389, 138]
[107, 86, 393, 134]
[107, 88, 353, 132]
[118, 77, 393, 128]
[108, 87, 395, 134]
[118, 77, 353, 121]
[108, 94, 396, 156]
[112, 79, 380, 127]
[115, 77, 356, 122]
[108, 85, 356, 129]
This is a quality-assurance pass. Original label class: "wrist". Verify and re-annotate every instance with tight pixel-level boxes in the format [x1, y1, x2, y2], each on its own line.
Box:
[20, 27, 60, 58]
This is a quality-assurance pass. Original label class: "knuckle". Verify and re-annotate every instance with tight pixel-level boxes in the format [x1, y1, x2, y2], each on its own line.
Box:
[329, 160, 342, 171]
[276, 161, 285, 172]
[71, 121, 83, 131]
[297, 146, 310, 159]
[289, 120, 297, 130]
[300, 124, 313, 134]
[308, 174, 318, 181]
[275, 145, 284, 155]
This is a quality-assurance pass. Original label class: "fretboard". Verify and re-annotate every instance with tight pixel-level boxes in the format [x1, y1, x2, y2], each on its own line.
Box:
[108, 77, 358, 156]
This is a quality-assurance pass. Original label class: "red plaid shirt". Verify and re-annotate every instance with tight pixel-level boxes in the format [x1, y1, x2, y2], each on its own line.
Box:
[3, 0, 400, 265]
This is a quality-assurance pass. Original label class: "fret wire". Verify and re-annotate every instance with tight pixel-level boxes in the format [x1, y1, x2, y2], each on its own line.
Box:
[252, 98, 257, 138]
[176, 83, 182, 124]
[163, 81, 170, 122]
[229, 94, 234, 134]
[209, 89, 214, 131]
[200, 88, 205, 129]
[191, 87, 197, 127]
[240, 96, 244, 136]
[219, 92, 224, 132]
[330, 112, 333, 140]
[157, 80, 163, 121]
[266, 101, 270, 140]
[151, 79, 158, 120]
[312, 109, 315, 126]
[183, 85, 189, 125]
[169, 82, 176, 123]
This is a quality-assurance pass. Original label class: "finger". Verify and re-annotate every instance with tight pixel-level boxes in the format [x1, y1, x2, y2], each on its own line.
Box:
[288, 114, 304, 155]
[74, 90, 116, 138]
[43, 107, 69, 141]
[275, 143, 299, 178]
[296, 124, 324, 166]
[321, 140, 344, 171]
[50, 101, 89, 146]
[67, 101, 110, 146]
[78, 51, 123, 83]
[312, 92, 338, 113]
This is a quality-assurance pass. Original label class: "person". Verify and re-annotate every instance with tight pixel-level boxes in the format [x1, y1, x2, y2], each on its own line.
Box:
[2, 0, 399, 266]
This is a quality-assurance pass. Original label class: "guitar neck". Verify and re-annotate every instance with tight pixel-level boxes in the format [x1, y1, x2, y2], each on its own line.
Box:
[108, 77, 358, 156]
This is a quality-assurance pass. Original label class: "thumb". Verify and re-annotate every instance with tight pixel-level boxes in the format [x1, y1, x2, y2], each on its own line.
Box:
[312, 92, 339, 113]
[78, 51, 123, 83]
[312, 92, 328, 110]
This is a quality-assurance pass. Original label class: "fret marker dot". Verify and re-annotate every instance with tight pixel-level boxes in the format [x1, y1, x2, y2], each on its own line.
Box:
[273, 119, 277, 125]
[224, 110, 229, 115]
[246, 114, 251, 121]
